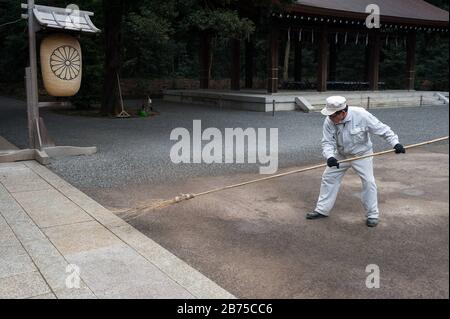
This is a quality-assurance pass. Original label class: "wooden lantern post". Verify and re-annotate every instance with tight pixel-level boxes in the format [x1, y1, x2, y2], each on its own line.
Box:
[25, 0, 39, 149]
[2, 1, 100, 165]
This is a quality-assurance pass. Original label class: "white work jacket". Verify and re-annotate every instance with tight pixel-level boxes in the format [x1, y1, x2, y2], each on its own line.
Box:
[322, 107, 400, 159]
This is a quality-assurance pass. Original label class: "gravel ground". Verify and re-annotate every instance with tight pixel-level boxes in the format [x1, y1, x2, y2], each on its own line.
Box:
[120, 145, 449, 298]
[0, 96, 448, 189]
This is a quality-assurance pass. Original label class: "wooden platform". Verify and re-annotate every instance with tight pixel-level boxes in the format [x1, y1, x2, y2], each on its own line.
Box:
[163, 89, 448, 112]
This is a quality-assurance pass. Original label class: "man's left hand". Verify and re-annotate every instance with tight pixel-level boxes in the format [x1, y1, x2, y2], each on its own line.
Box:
[394, 144, 406, 154]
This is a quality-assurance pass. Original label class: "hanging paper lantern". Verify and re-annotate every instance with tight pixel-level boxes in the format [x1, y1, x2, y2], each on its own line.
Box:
[40, 33, 82, 97]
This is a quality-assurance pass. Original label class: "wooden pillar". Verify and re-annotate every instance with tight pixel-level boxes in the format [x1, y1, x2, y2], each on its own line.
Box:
[267, 27, 279, 94]
[317, 27, 328, 92]
[329, 41, 337, 82]
[294, 38, 302, 82]
[368, 33, 381, 91]
[406, 32, 417, 91]
[27, 0, 39, 149]
[231, 38, 241, 91]
[245, 37, 255, 89]
[199, 32, 211, 89]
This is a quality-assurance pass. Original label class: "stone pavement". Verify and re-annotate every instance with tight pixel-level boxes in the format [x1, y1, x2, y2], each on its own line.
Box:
[0, 157, 235, 299]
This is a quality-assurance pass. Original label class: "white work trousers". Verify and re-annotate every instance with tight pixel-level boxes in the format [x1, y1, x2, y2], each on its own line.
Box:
[314, 155, 379, 219]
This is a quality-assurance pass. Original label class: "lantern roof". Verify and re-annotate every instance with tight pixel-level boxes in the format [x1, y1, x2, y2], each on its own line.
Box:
[32, 4, 100, 33]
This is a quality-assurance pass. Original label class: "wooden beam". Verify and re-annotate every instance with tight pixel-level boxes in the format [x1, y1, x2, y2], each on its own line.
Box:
[231, 38, 241, 91]
[284, 4, 450, 28]
[199, 32, 211, 89]
[267, 27, 280, 94]
[406, 32, 417, 91]
[368, 32, 381, 91]
[317, 26, 328, 92]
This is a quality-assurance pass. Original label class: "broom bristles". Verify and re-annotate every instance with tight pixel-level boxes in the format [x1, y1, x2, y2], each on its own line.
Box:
[119, 194, 196, 220]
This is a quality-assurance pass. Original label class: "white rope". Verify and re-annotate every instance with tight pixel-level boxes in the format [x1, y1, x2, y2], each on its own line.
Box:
[0, 18, 22, 29]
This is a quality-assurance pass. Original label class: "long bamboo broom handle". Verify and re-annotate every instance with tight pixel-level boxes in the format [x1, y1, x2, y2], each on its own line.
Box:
[192, 136, 449, 198]
[124, 136, 449, 216]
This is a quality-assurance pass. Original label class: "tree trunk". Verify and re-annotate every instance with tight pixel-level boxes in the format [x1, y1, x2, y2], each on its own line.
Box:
[294, 39, 302, 82]
[267, 27, 279, 93]
[199, 32, 212, 89]
[230, 38, 241, 91]
[283, 29, 291, 82]
[329, 42, 337, 82]
[245, 37, 255, 89]
[101, 0, 124, 116]
[209, 37, 215, 81]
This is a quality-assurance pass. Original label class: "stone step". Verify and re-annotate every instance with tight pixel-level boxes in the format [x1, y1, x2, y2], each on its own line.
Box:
[309, 95, 441, 103]
[309, 99, 442, 106]
[305, 94, 437, 103]
[308, 100, 444, 112]
[303, 92, 437, 98]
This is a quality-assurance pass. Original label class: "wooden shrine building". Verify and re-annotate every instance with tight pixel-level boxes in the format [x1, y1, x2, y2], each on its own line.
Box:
[198, 0, 449, 93]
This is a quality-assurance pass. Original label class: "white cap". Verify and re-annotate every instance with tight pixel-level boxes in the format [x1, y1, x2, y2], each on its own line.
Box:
[321, 96, 347, 116]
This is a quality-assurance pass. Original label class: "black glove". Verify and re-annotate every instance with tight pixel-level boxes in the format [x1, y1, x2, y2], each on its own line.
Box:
[327, 157, 340, 169]
[394, 143, 406, 154]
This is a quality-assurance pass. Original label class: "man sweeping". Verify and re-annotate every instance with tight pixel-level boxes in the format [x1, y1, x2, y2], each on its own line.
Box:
[307, 96, 406, 227]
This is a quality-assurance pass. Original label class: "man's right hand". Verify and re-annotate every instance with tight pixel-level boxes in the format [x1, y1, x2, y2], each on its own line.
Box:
[327, 157, 340, 169]
[394, 143, 406, 154]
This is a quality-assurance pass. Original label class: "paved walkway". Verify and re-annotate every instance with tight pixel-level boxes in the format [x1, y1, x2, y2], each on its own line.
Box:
[0, 147, 234, 299]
